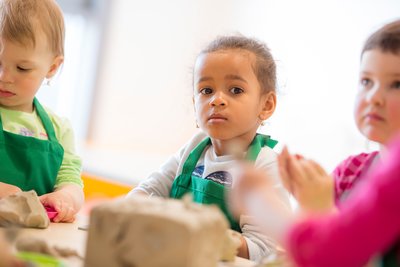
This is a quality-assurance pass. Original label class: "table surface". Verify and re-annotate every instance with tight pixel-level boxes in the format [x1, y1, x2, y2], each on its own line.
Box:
[1, 215, 257, 267]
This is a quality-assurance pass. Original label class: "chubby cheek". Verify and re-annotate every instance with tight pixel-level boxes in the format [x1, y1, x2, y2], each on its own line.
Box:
[19, 78, 42, 95]
[353, 94, 365, 129]
[387, 99, 400, 136]
[193, 100, 207, 123]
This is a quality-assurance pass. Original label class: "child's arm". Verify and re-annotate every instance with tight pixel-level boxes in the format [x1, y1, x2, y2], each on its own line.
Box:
[127, 151, 182, 198]
[237, 236, 249, 258]
[0, 182, 22, 198]
[42, 113, 84, 222]
[238, 215, 286, 261]
[233, 137, 400, 267]
[285, 141, 400, 267]
[39, 184, 84, 223]
[231, 158, 292, 261]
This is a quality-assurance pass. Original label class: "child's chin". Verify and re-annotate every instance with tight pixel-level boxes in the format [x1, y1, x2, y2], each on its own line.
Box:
[206, 131, 232, 140]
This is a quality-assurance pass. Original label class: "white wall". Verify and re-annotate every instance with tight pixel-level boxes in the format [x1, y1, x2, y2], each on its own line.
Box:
[84, 0, 400, 183]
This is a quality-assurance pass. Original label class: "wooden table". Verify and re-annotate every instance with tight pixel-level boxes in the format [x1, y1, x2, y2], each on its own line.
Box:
[1, 215, 256, 267]
[1, 215, 88, 267]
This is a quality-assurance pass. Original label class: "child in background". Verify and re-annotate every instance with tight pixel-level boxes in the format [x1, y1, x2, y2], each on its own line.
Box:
[280, 19, 400, 214]
[231, 19, 400, 267]
[128, 35, 291, 261]
[0, 0, 84, 223]
[333, 19, 400, 206]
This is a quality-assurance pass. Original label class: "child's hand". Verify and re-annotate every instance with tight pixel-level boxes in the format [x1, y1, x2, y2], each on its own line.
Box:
[39, 190, 77, 223]
[229, 165, 293, 244]
[278, 146, 335, 214]
[229, 163, 268, 216]
[0, 182, 22, 198]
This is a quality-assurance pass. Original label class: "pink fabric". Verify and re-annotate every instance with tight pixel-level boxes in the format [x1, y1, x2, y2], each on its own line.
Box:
[333, 151, 379, 204]
[285, 136, 400, 267]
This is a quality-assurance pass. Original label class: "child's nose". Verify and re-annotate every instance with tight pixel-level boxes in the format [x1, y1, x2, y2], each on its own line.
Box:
[367, 84, 384, 105]
[210, 92, 227, 107]
[0, 67, 13, 83]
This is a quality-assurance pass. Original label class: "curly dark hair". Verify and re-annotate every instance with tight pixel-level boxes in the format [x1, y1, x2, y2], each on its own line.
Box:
[199, 35, 276, 94]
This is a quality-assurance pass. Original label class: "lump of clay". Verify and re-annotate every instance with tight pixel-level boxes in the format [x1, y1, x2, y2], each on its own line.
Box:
[220, 229, 241, 262]
[16, 236, 83, 259]
[85, 195, 229, 267]
[0, 191, 49, 228]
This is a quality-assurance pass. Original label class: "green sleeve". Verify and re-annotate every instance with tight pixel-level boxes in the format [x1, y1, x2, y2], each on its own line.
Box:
[47, 110, 83, 188]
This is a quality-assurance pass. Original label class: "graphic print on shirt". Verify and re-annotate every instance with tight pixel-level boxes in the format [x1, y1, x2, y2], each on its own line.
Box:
[19, 128, 34, 137]
[192, 165, 233, 187]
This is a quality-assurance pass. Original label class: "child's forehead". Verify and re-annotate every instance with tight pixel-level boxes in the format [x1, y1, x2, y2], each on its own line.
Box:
[0, 30, 50, 51]
[195, 49, 256, 69]
[0, 37, 34, 49]
[200, 49, 255, 60]
[360, 49, 400, 75]
[361, 49, 400, 63]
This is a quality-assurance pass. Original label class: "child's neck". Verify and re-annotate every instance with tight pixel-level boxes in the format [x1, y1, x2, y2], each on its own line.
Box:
[0, 104, 35, 113]
[211, 134, 256, 156]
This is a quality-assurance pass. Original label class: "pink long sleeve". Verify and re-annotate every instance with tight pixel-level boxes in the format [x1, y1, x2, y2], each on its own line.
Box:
[285, 138, 400, 267]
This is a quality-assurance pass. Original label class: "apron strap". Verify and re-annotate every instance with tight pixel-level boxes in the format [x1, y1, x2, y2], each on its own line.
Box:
[33, 98, 58, 142]
[0, 111, 5, 142]
[181, 137, 211, 175]
[246, 134, 278, 161]
[181, 134, 278, 175]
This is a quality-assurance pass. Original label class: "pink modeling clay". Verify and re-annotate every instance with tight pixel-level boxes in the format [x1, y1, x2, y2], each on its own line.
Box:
[44, 206, 58, 221]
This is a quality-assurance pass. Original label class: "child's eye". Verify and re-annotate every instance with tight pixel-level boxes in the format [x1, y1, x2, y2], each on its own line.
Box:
[391, 81, 400, 89]
[200, 87, 213, 95]
[230, 87, 244, 94]
[17, 66, 30, 72]
[360, 78, 372, 87]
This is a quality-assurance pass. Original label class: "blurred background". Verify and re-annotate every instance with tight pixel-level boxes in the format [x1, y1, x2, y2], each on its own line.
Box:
[42, 0, 399, 187]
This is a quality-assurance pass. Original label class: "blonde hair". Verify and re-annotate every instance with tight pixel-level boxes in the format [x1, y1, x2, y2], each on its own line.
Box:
[0, 0, 65, 56]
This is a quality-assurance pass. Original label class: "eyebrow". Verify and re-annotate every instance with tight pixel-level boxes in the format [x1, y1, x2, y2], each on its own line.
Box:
[197, 74, 248, 84]
[197, 76, 213, 83]
[18, 60, 35, 64]
[361, 71, 400, 78]
[225, 74, 248, 83]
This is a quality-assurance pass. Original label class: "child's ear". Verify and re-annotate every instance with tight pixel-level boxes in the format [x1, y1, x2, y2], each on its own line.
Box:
[192, 96, 197, 112]
[259, 91, 276, 121]
[46, 55, 64, 79]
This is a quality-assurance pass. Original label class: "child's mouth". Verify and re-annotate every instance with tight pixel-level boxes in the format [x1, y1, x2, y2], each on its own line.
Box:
[0, 89, 15, 97]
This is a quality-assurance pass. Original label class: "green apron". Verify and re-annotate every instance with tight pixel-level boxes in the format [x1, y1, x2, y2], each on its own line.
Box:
[170, 134, 277, 232]
[0, 98, 64, 196]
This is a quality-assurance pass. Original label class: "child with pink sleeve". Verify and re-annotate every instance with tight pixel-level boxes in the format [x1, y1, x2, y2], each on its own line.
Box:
[285, 136, 400, 267]
[332, 19, 400, 208]
[231, 19, 400, 267]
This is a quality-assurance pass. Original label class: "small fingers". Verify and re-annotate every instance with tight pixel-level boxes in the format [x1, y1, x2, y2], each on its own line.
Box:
[53, 204, 76, 223]
[308, 159, 328, 176]
[63, 207, 76, 223]
[278, 161, 292, 194]
[286, 154, 307, 187]
[278, 146, 294, 193]
[278, 146, 290, 171]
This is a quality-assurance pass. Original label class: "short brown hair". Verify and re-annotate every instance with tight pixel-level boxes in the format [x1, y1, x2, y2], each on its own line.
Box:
[362, 19, 400, 56]
[199, 35, 276, 94]
[0, 0, 65, 56]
